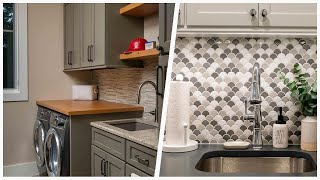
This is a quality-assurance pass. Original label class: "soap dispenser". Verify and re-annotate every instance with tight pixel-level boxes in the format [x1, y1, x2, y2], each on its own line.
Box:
[273, 107, 288, 148]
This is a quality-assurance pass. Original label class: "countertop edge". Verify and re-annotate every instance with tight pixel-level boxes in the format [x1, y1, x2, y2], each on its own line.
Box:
[36, 100, 144, 116]
[90, 119, 158, 150]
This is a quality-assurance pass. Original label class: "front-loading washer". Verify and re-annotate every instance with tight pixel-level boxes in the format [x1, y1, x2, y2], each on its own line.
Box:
[33, 107, 51, 175]
[44, 112, 70, 176]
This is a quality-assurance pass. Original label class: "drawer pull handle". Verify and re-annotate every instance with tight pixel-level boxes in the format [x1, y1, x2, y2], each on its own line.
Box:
[134, 155, 149, 167]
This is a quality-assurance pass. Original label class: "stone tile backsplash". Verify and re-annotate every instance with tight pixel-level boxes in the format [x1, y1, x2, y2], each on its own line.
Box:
[171, 37, 317, 144]
[93, 60, 157, 113]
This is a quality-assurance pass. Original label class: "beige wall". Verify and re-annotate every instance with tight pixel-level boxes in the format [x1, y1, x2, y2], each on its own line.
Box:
[3, 4, 91, 166]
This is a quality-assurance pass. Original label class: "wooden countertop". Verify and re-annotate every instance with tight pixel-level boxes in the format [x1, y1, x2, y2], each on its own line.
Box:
[36, 100, 144, 116]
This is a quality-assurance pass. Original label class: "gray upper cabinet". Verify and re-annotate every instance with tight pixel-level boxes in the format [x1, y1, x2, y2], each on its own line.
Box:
[159, 3, 175, 54]
[64, 3, 143, 71]
[64, 4, 81, 69]
[81, 4, 106, 67]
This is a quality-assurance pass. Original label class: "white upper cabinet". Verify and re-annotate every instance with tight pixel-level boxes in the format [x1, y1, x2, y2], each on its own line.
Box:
[178, 3, 185, 26]
[259, 3, 317, 27]
[178, 3, 316, 36]
[186, 3, 259, 26]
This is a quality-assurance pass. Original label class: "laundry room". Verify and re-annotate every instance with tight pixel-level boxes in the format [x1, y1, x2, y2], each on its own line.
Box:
[3, 3, 174, 177]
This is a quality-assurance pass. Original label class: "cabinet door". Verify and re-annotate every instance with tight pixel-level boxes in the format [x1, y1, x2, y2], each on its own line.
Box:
[91, 146, 106, 176]
[178, 3, 185, 26]
[105, 152, 125, 176]
[125, 164, 150, 177]
[259, 3, 317, 27]
[64, 4, 73, 70]
[71, 3, 81, 68]
[159, 3, 175, 54]
[91, 4, 105, 67]
[82, 4, 94, 67]
[186, 3, 259, 26]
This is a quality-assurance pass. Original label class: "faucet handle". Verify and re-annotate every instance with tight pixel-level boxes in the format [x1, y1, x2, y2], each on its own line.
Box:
[244, 98, 248, 115]
[243, 97, 254, 121]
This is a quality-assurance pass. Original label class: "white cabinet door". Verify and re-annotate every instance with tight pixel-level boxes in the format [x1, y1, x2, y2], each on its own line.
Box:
[259, 3, 317, 27]
[186, 3, 259, 26]
[178, 3, 185, 26]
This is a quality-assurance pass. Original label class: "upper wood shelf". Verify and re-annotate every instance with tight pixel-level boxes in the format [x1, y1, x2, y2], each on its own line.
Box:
[120, 3, 159, 17]
[120, 49, 159, 61]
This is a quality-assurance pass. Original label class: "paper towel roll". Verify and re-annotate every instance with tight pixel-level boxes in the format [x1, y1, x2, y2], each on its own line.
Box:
[165, 79, 192, 146]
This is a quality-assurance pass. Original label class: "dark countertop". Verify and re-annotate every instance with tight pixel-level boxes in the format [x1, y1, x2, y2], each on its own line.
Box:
[160, 144, 317, 176]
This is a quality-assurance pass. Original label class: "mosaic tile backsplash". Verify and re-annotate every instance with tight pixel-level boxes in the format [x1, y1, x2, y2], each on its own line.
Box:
[172, 37, 317, 144]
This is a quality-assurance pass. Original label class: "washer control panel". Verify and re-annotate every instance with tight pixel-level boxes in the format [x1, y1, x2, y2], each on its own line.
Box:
[50, 113, 69, 129]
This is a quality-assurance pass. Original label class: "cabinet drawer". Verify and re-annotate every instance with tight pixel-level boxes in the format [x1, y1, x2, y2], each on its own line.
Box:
[92, 127, 125, 160]
[126, 140, 156, 175]
[125, 164, 150, 177]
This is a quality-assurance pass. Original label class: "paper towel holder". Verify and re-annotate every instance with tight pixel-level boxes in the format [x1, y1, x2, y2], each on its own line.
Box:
[163, 74, 198, 152]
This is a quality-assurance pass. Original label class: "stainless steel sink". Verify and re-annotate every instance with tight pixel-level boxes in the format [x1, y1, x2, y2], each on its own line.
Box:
[107, 122, 157, 131]
[195, 151, 317, 174]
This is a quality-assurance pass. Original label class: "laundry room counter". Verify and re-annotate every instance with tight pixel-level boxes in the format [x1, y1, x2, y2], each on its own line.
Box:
[36, 100, 144, 116]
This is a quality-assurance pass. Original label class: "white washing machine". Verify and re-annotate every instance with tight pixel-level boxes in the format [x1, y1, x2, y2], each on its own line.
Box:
[33, 107, 51, 176]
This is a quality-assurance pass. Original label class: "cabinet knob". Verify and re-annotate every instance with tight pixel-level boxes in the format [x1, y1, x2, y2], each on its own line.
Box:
[249, 9, 257, 17]
[261, 9, 268, 17]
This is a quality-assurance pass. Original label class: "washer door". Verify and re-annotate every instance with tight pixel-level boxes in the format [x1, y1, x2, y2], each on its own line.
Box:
[44, 128, 62, 176]
[33, 120, 45, 167]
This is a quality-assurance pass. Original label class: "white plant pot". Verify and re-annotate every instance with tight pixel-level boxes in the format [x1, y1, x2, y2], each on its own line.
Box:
[300, 116, 317, 151]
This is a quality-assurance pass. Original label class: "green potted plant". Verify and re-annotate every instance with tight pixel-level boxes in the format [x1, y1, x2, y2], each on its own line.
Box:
[279, 63, 317, 151]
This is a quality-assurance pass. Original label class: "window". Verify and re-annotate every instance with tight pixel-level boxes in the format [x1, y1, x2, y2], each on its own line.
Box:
[3, 3, 28, 101]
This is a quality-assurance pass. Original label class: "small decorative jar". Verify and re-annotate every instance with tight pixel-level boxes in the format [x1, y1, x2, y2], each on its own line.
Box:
[301, 116, 317, 151]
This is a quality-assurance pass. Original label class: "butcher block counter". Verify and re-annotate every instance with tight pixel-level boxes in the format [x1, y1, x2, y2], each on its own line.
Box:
[36, 100, 144, 116]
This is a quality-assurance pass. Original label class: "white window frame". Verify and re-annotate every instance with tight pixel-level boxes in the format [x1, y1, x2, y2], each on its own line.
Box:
[4, 4, 28, 102]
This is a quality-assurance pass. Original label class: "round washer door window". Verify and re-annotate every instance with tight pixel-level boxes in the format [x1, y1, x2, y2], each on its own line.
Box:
[33, 120, 45, 167]
[44, 128, 62, 176]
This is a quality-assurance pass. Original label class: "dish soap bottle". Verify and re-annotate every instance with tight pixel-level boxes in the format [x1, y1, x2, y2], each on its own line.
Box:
[273, 107, 288, 148]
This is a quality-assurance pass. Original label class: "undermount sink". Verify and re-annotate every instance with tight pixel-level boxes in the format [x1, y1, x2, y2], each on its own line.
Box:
[195, 150, 317, 174]
[107, 121, 157, 131]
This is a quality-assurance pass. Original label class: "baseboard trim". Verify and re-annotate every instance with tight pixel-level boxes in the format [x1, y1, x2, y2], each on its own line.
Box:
[4, 161, 40, 177]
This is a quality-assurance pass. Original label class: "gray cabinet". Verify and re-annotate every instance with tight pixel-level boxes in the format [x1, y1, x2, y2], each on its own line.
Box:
[126, 140, 157, 175]
[64, 3, 143, 71]
[125, 164, 149, 177]
[64, 4, 81, 69]
[157, 3, 174, 125]
[158, 3, 175, 54]
[91, 145, 125, 176]
[91, 127, 156, 176]
[91, 145, 106, 176]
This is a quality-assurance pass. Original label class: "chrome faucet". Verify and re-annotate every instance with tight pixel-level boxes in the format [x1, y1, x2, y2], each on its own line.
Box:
[137, 81, 157, 122]
[243, 62, 263, 149]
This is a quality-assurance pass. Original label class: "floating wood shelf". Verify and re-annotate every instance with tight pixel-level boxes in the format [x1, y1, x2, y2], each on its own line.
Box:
[120, 49, 159, 60]
[120, 3, 159, 17]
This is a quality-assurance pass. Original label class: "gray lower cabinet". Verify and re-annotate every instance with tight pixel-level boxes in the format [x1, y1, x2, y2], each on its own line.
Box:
[64, 3, 143, 71]
[91, 145, 125, 176]
[91, 127, 155, 176]
[91, 145, 106, 176]
[125, 164, 149, 177]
